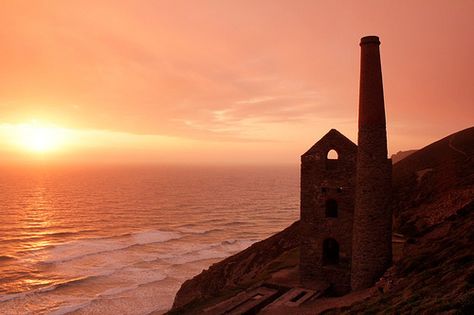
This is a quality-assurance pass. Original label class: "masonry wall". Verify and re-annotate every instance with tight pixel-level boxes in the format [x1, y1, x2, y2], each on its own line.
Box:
[299, 130, 356, 295]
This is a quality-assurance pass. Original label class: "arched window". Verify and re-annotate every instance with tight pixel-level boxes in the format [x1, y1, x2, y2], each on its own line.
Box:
[325, 199, 338, 217]
[327, 149, 339, 160]
[323, 238, 339, 265]
[326, 149, 339, 170]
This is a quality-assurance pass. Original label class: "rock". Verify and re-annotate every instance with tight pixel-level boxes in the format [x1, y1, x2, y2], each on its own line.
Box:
[171, 221, 301, 311]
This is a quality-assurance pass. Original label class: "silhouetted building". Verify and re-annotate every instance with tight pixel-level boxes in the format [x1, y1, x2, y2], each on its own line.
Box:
[299, 35, 392, 294]
[299, 129, 357, 295]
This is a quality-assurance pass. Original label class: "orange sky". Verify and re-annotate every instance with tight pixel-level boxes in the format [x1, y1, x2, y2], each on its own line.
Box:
[0, 1, 473, 165]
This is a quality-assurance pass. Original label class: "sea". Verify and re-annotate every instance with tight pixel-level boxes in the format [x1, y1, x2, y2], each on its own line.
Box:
[0, 165, 299, 314]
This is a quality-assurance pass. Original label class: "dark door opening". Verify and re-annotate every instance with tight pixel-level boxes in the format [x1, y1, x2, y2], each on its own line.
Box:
[323, 238, 339, 265]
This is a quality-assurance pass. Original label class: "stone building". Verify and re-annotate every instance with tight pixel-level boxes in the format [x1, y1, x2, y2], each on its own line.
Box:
[299, 36, 392, 294]
[299, 129, 357, 295]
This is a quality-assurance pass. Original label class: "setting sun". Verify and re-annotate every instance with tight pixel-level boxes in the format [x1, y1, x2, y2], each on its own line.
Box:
[16, 123, 67, 153]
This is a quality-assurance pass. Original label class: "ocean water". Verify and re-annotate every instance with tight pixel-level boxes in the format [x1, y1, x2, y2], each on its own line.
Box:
[0, 165, 299, 314]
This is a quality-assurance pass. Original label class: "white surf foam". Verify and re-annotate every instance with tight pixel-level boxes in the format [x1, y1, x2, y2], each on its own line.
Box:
[34, 230, 182, 264]
[163, 239, 257, 265]
[132, 230, 181, 245]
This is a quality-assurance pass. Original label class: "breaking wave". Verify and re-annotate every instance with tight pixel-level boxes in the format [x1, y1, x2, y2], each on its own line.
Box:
[163, 239, 257, 265]
[34, 230, 182, 264]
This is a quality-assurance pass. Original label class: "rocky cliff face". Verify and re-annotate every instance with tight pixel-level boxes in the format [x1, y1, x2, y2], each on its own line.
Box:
[171, 221, 301, 311]
[169, 127, 474, 314]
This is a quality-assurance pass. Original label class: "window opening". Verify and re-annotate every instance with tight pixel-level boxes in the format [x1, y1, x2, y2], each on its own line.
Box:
[325, 199, 338, 217]
[327, 149, 339, 160]
[323, 238, 340, 265]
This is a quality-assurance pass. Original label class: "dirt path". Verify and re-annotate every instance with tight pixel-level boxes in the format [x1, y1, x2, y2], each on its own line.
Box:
[448, 135, 469, 159]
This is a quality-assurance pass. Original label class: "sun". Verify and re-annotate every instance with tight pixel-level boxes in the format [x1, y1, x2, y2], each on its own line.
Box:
[16, 123, 66, 153]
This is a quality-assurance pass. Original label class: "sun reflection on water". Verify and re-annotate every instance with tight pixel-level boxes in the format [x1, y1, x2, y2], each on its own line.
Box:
[20, 186, 56, 249]
[0, 176, 61, 294]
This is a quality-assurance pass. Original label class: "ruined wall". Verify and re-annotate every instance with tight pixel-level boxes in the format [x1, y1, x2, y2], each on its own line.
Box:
[299, 129, 356, 295]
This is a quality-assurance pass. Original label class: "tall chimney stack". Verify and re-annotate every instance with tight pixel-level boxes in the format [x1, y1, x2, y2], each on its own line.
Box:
[351, 36, 392, 290]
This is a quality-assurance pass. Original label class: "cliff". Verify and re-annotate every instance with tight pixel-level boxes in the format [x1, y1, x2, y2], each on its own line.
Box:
[170, 220, 301, 313]
[169, 127, 474, 314]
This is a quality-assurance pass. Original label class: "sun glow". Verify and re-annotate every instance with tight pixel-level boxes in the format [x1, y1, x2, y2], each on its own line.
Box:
[16, 123, 68, 153]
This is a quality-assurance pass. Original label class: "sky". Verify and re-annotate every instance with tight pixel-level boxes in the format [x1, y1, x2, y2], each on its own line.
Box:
[0, 0, 473, 165]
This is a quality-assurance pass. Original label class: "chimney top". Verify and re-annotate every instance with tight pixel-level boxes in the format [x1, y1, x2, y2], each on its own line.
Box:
[360, 36, 380, 45]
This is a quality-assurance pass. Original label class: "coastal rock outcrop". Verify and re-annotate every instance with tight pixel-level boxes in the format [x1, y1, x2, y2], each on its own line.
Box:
[171, 220, 301, 311]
